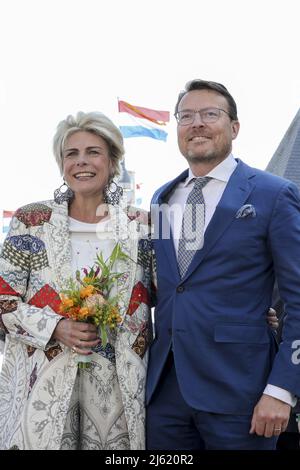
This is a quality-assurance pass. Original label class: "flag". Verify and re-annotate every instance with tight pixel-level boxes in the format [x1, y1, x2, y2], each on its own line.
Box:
[135, 182, 143, 206]
[2, 210, 14, 233]
[118, 100, 170, 142]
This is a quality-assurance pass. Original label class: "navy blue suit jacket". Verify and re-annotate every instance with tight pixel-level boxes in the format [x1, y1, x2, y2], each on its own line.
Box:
[146, 159, 300, 414]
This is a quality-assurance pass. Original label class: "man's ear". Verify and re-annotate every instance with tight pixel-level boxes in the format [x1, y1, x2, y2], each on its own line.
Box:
[231, 120, 240, 140]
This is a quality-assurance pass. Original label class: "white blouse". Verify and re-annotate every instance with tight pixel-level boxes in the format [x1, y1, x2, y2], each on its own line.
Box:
[68, 216, 115, 276]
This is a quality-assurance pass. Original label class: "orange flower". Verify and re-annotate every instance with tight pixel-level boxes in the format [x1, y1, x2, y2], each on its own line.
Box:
[58, 306, 70, 317]
[68, 306, 81, 320]
[59, 295, 74, 312]
[80, 285, 95, 299]
[79, 307, 90, 318]
[60, 296, 74, 309]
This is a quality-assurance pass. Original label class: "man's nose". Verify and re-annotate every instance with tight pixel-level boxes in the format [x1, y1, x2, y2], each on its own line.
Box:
[192, 111, 205, 126]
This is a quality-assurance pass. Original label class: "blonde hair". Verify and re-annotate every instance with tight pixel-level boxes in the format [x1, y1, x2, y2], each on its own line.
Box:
[53, 111, 125, 180]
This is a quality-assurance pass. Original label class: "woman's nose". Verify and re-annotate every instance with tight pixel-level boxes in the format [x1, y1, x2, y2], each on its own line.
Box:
[76, 152, 88, 165]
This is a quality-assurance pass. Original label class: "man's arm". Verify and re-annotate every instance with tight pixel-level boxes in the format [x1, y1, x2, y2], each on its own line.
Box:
[251, 182, 300, 436]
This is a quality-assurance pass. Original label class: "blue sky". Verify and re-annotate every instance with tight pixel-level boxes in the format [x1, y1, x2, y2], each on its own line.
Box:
[0, 0, 300, 241]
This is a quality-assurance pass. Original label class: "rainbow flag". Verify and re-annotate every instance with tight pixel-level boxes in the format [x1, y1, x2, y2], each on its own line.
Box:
[2, 210, 14, 233]
[118, 100, 170, 142]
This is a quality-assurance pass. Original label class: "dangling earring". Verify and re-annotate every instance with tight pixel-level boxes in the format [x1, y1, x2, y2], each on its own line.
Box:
[54, 181, 74, 204]
[103, 180, 123, 205]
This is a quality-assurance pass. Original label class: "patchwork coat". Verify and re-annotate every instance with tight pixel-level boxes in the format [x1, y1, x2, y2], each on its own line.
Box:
[0, 200, 153, 450]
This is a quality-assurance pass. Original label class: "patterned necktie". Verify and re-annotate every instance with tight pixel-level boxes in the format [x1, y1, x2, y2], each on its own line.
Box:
[177, 176, 211, 278]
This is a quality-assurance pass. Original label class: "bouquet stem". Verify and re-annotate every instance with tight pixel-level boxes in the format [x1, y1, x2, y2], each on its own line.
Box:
[100, 324, 108, 348]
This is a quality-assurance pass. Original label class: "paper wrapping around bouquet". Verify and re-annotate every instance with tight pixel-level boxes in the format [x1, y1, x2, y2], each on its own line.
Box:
[75, 354, 93, 368]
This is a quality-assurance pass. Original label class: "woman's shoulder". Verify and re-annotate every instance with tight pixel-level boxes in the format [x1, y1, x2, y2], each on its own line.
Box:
[13, 199, 59, 226]
[15, 199, 55, 212]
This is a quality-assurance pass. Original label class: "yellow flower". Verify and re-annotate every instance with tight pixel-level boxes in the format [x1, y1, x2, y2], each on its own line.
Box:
[83, 276, 95, 284]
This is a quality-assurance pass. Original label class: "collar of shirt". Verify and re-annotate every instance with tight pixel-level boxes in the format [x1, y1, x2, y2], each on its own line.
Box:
[182, 153, 237, 188]
[68, 216, 111, 233]
[168, 154, 238, 255]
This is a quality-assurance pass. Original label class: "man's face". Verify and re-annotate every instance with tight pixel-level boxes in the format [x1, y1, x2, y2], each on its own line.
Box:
[177, 89, 240, 167]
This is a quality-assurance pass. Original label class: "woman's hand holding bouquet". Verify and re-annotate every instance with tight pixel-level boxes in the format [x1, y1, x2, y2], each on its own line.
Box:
[54, 244, 128, 368]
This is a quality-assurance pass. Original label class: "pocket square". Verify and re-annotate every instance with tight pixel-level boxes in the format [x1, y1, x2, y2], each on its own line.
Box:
[235, 204, 256, 219]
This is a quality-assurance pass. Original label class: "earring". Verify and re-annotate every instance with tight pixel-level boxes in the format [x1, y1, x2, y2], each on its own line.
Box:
[103, 180, 123, 205]
[54, 181, 74, 204]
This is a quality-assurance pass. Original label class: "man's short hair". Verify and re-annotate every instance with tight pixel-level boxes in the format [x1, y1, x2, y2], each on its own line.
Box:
[175, 79, 238, 121]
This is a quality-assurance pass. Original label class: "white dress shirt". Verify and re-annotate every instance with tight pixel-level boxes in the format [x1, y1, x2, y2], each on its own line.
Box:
[168, 153, 237, 256]
[167, 153, 295, 407]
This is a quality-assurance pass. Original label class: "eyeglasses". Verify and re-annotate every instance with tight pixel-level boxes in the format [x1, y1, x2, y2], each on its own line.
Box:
[174, 107, 231, 126]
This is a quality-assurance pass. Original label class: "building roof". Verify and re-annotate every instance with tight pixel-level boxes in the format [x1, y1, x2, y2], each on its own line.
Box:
[266, 109, 300, 188]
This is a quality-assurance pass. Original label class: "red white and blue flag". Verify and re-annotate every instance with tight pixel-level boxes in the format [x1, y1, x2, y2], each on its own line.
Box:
[2, 210, 14, 233]
[118, 100, 170, 142]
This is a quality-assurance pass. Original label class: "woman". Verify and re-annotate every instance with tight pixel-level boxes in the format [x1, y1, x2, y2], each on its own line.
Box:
[0, 112, 152, 450]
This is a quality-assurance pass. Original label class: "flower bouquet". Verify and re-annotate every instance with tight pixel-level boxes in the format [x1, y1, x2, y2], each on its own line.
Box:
[59, 243, 129, 368]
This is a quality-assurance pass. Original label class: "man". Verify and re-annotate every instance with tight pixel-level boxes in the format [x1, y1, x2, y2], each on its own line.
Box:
[146, 79, 300, 450]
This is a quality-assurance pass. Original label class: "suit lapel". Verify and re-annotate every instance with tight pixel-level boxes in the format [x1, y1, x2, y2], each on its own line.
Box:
[182, 160, 256, 280]
[153, 170, 189, 279]
[154, 203, 180, 279]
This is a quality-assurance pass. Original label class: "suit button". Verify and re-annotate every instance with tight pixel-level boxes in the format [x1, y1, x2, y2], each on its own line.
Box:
[177, 286, 185, 293]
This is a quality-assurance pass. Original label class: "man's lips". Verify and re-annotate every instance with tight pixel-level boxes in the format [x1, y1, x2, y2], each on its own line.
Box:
[188, 136, 211, 142]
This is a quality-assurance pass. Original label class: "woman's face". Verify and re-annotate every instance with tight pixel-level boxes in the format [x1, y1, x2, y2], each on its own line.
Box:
[62, 131, 111, 199]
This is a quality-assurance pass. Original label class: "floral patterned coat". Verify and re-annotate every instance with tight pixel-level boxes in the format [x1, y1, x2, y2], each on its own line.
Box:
[0, 200, 153, 450]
